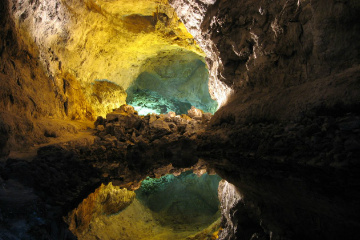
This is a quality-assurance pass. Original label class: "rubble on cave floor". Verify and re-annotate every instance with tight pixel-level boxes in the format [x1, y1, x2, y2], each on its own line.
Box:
[92, 104, 212, 151]
[0, 105, 216, 240]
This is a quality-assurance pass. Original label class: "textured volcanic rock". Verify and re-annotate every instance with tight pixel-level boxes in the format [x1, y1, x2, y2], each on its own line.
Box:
[170, 0, 232, 107]
[0, 105, 213, 239]
[7, 0, 203, 89]
[0, 0, 94, 152]
[169, 0, 360, 239]
[0, 0, 210, 152]
[170, 0, 360, 114]
[91, 105, 212, 175]
[198, 110, 360, 239]
[1, 0, 360, 239]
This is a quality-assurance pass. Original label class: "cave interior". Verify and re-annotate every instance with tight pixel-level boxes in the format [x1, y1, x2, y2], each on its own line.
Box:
[0, 0, 360, 240]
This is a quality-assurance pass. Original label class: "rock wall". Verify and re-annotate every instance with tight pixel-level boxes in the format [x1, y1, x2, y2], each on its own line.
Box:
[0, 0, 94, 153]
[66, 182, 135, 237]
[7, 0, 202, 89]
[0, 0, 210, 152]
[170, 0, 360, 119]
[169, 0, 360, 239]
[169, 0, 232, 107]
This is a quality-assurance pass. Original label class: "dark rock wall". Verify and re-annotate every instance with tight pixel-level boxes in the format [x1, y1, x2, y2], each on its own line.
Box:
[200, 0, 360, 89]
[170, 0, 360, 120]
[200, 113, 360, 239]
[170, 0, 360, 239]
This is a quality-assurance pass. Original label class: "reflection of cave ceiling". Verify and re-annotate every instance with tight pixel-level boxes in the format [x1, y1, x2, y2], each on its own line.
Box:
[67, 171, 221, 240]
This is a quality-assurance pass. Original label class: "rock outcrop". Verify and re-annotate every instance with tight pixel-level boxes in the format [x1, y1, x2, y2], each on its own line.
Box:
[169, 0, 360, 239]
[170, 0, 360, 117]
[92, 105, 212, 175]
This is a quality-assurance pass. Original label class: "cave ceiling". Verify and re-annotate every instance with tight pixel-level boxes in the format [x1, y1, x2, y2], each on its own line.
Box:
[10, 0, 211, 116]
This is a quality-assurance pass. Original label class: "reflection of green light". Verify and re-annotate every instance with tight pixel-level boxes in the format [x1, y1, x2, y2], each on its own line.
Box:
[133, 106, 160, 115]
[135, 171, 222, 217]
[138, 174, 175, 194]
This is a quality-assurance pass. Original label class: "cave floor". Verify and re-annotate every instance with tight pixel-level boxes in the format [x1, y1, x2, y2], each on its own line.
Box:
[7, 119, 95, 161]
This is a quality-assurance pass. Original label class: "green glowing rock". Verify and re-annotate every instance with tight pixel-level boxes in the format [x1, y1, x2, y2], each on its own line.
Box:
[127, 89, 191, 115]
[126, 50, 218, 115]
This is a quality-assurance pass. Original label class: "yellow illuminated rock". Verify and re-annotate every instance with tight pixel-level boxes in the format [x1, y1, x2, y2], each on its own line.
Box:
[66, 172, 222, 240]
[10, 0, 204, 118]
[89, 80, 127, 118]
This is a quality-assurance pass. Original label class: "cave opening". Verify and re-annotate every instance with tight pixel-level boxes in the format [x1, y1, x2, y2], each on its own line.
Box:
[67, 171, 222, 240]
[126, 50, 218, 115]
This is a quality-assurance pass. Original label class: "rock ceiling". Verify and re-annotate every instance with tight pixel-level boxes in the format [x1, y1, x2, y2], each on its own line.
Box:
[9, 0, 210, 117]
[11, 0, 203, 86]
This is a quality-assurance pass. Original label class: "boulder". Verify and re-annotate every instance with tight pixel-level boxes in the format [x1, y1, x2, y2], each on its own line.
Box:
[106, 112, 123, 122]
[167, 122, 178, 132]
[180, 114, 192, 121]
[150, 119, 172, 139]
[149, 113, 158, 124]
[167, 111, 176, 118]
[202, 112, 212, 123]
[96, 125, 105, 131]
[118, 104, 137, 115]
[187, 106, 203, 118]
[106, 105, 138, 122]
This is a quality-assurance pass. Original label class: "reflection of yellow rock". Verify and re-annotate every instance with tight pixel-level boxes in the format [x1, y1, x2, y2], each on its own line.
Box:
[69, 198, 220, 240]
[66, 182, 135, 236]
